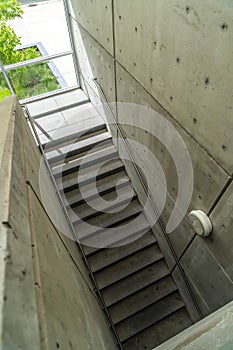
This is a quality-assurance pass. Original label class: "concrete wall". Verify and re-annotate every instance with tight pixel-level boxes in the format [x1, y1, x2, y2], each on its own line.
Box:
[69, 0, 233, 318]
[155, 299, 233, 350]
[0, 96, 117, 350]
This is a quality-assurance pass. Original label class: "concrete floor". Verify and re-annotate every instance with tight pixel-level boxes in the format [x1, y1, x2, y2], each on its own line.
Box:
[26, 88, 101, 148]
[19, 1, 55, 7]
[10, 0, 77, 87]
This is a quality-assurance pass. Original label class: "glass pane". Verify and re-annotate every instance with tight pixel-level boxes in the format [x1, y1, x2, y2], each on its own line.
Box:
[7, 55, 77, 100]
[9, 0, 71, 59]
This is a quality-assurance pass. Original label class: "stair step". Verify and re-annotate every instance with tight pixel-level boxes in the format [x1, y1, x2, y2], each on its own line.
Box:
[29, 89, 89, 119]
[102, 260, 170, 307]
[88, 231, 156, 273]
[69, 182, 135, 223]
[81, 207, 145, 256]
[64, 169, 128, 200]
[122, 308, 193, 350]
[38, 114, 103, 146]
[95, 245, 163, 290]
[109, 276, 177, 324]
[58, 158, 124, 192]
[78, 212, 150, 249]
[47, 131, 112, 164]
[116, 291, 185, 342]
[65, 174, 130, 208]
[40, 98, 193, 347]
[76, 198, 143, 243]
[43, 123, 106, 151]
[53, 145, 118, 179]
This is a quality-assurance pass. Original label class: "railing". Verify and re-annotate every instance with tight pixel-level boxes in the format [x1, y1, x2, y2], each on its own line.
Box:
[92, 77, 203, 320]
[0, 49, 80, 105]
[23, 101, 123, 350]
[0, 0, 81, 105]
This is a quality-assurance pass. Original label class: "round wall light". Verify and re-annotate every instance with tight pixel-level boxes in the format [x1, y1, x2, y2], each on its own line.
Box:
[188, 210, 212, 237]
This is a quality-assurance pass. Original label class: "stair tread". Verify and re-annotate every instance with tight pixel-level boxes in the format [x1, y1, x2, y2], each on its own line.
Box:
[29, 88, 88, 118]
[69, 182, 135, 222]
[122, 308, 193, 350]
[78, 212, 150, 249]
[65, 174, 130, 208]
[43, 122, 106, 151]
[109, 276, 177, 324]
[88, 231, 157, 273]
[58, 158, 124, 192]
[95, 245, 163, 289]
[116, 291, 185, 342]
[45, 114, 193, 349]
[102, 260, 170, 307]
[53, 145, 118, 178]
[47, 131, 112, 164]
[76, 198, 143, 242]
[64, 170, 128, 201]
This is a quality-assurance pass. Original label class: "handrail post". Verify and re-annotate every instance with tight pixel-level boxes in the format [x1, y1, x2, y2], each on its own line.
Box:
[63, 0, 81, 88]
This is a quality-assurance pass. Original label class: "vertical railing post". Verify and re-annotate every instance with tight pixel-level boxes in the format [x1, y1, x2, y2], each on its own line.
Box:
[63, 0, 81, 88]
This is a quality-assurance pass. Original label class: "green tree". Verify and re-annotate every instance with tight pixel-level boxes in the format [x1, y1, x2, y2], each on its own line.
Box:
[0, 0, 23, 64]
[0, 0, 23, 21]
[0, 0, 60, 101]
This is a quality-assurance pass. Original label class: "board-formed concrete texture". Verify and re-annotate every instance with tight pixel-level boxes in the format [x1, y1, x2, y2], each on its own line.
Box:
[0, 96, 118, 350]
[28, 187, 117, 350]
[0, 97, 40, 350]
[116, 63, 230, 262]
[69, 0, 114, 55]
[72, 24, 116, 108]
[180, 236, 233, 312]
[115, 0, 233, 174]
[207, 181, 233, 280]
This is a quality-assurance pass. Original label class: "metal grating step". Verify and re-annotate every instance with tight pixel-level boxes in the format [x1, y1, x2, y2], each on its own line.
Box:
[43, 122, 107, 151]
[122, 308, 193, 350]
[77, 212, 150, 249]
[116, 291, 185, 342]
[39, 93, 194, 349]
[69, 182, 135, 223]
[109, 275, 178, 324]
[47, 131, 112, 164]
[87, 231, 157, 273]
[53, 145, 118, 179]
[95, 245, 163, 290]
[101, 260, 170, 307]
[75, 197, 143, 242]
[59, 158, 125, 193]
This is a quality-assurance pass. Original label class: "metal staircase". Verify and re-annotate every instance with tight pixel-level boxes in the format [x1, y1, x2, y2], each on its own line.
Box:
[38, 107, 193, 349]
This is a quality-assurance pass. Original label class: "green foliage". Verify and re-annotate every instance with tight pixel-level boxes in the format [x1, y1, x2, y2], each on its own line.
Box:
[0, 22, 21, 64]
[9, 61, 60, 99]
[0, 0, 24, 64]
[0, 0, 38, 65]
[0, 0, 61, 102]
[0, 0, 23, 21]
[0, 86, 11, 100]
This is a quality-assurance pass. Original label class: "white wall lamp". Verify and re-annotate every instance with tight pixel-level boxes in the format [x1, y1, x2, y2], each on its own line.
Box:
[188, 210, 213, 237]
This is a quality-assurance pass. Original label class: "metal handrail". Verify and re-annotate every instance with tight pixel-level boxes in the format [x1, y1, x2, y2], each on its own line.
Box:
[24, 104, 122, 349]
[0, 50, 81, 105]
[0, 50, 73, 73]
[63, 0, 80, 88]
[92, 77, 203, 319]
[19, 85, 82, 106]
